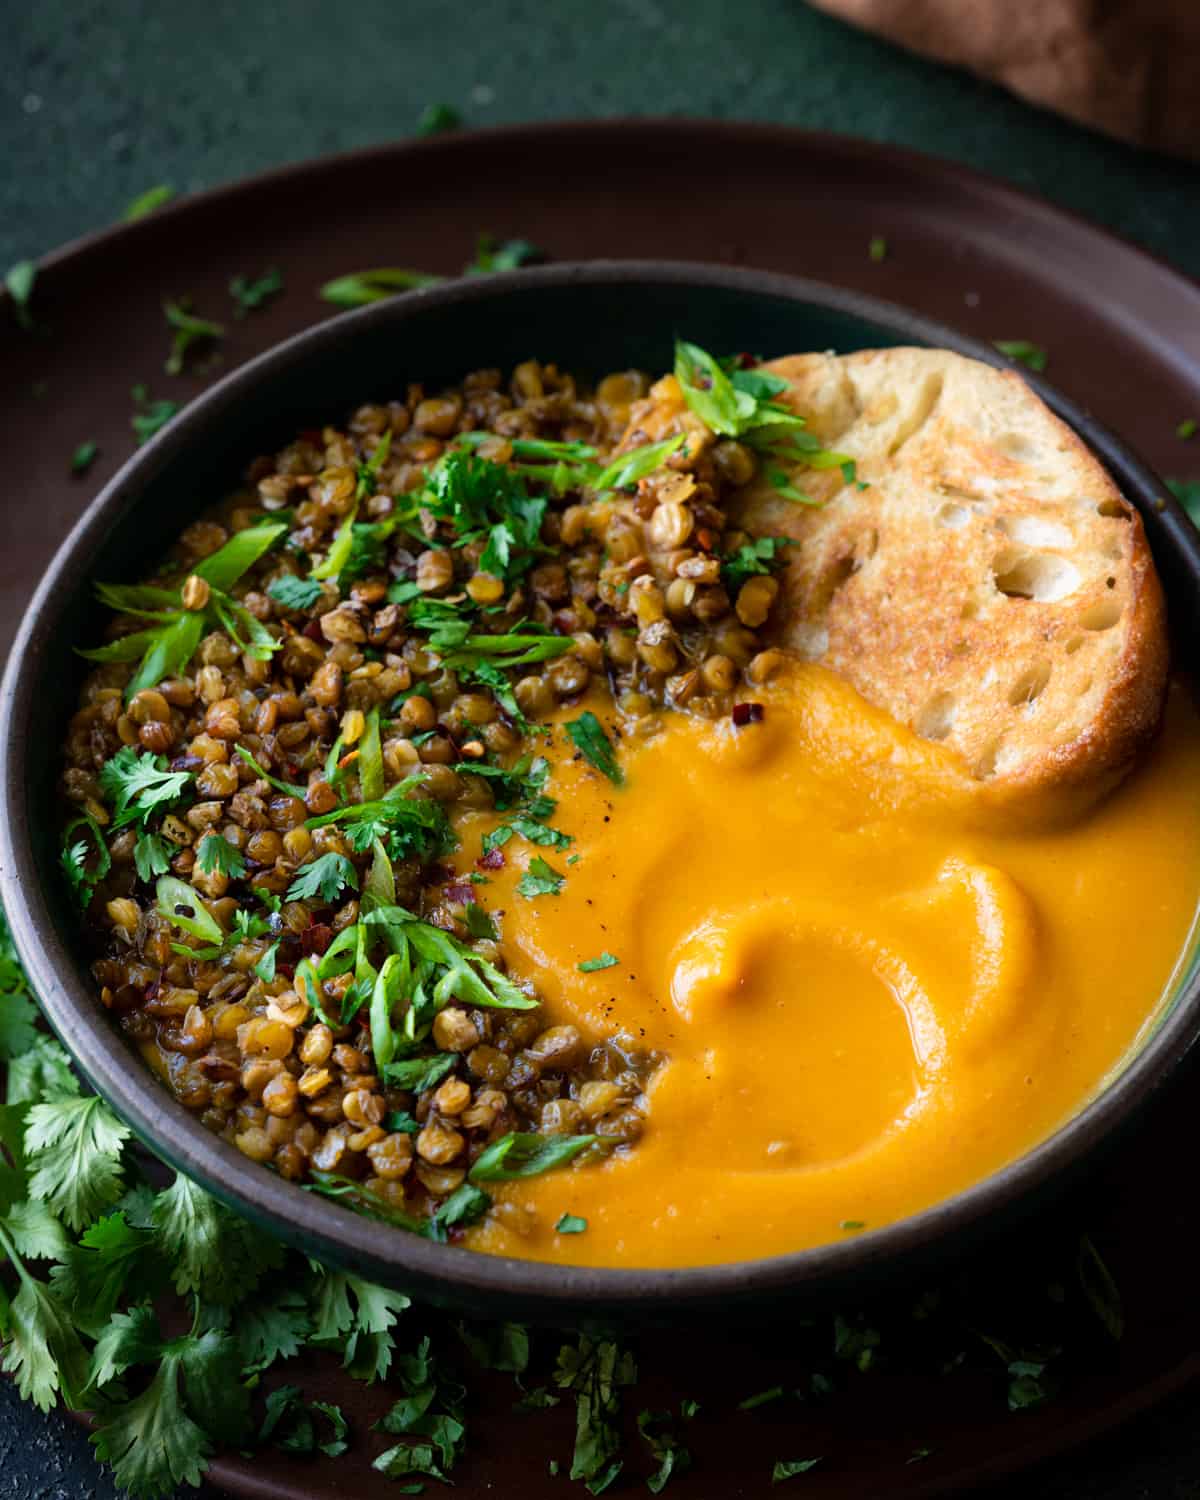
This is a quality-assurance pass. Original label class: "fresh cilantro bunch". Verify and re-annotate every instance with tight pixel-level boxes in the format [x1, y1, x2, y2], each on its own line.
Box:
[79, 520, 286, 700]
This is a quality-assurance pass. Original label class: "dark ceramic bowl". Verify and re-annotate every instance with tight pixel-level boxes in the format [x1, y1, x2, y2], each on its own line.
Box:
[4, 262, 1200, 1324]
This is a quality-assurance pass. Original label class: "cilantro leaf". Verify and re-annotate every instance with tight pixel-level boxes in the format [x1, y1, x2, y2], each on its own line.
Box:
[1168, 477, 1200, 526]
[163, 298, 224, 376]
[517, 855, 565, 899]
[195, 831, 246, 880]
[71, 440, 99, 475]
[467, 234, 543, 274]
[133, 832, 172, 883]
[4, 1199, 70, 1261]
[287, 852, 359, 904]
[229, 266, 283, 316]
[556, 1213, 588, 1235]
[91, 1347, 212, 1496]
[773, 1458, 823, 1483]
[994, 340, 1049, 373]
[578, 953, 618, 972]
[456, 1321, 530, 1373]
[124, 184, 173, 220]
[236, 1285, 311, 1373]
[130, 384, 180, 445]
[469, 1132, 596, 1182]
[60, 813, 112, 908]
[722, 536, 795, 597]
[0, 1238, 91, 1412]
[150, 1174, 283, 1303]
[380, 1053, 458, 1093]
[25, 1096, 129, 1231]
[638, 1408, 691, 1493]
[7, 1036, 79, 1106]
[268, 574, 324, 610]
[868, 234, 888, 262]
[48, 1211, 158, 1339]
[98, 747, 192, 830]
[418, 102, 462, 134]
[308, 1267, 411, 1382]
[5, 260, 36, 329]
[555, 1336, 637, 1496]
[565, 712, 623, 785]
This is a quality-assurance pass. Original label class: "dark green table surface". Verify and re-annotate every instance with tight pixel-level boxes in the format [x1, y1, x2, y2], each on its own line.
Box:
[6, 3, 1200, 1497]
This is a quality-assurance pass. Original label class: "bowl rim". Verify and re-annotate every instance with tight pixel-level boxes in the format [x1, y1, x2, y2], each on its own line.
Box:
[5, 257, 1200, 1313]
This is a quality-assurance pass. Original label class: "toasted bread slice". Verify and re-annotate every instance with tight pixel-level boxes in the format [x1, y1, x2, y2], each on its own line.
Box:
[730, 348, 1167, 798]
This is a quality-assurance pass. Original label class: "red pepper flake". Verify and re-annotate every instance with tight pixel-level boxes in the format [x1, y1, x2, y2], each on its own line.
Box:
[478, 847, 505, 871]
[732, 351, 756, 369]
[303, 617, 325, 641]
[443, 882, 474, 905]
[275, 961, 296, 981]
[731, 702, 764, 727]
[695, 527, 718, 553]
[300, 923, 334, 956]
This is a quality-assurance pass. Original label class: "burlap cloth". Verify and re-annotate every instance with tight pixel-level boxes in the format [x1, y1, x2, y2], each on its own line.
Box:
[810, 0, 1200, 160]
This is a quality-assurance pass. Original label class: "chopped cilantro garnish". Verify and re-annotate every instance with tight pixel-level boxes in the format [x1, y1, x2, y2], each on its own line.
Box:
[195, 832, 246, 880]
[133, 831, 172, 884]
[1176, 417, 1197, 440]
[4, 260, 36, 329]
[268, 574, 324, 610]
[417, 102, 461, 134]
[381, 1053, 458, 1093]
[123, 184, 174, 221]
[722, 535, 795, 596]
[229, 267, 283, 317]
[565, 711, 623, 785]
[98, 747, 192, 830]
[60, 814, 112, 908]
[993, 340, 1048, 373]
[464, 902, 497, 940]
[772, 1457, 823, 1483]
[163, 299, 224, 376]
[555, 1213, 587, 1235]
[638, 1407, 691, 1493]
[516, 855, 565, 899]
[70, 441, 99, 475]
[578, 952, 618, 972]
[466, 235, 543, 274]
[286, 853, 359, 905]
[868, 235, 888, 262]
[130, 384, 180, 444]
[1168, 477, 1200, 525]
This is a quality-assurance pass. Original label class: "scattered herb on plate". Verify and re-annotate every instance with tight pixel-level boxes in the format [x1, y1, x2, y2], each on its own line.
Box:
[993, 339, 1049, 373]
[123, 184, 174, 220]
[230, 267, 284, 316]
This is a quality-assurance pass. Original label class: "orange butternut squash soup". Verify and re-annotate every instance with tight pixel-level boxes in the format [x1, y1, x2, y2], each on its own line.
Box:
[464, 666, 1200, 1266]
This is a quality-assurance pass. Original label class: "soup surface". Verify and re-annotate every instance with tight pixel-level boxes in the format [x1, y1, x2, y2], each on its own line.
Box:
[468, 665, 1200, 1265]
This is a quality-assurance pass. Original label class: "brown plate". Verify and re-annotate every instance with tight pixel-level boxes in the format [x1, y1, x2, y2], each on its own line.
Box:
[5, 122, 1200, 1498]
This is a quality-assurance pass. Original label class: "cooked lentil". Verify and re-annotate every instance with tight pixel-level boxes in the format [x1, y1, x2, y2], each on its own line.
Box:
[61, 355, 792, 1241]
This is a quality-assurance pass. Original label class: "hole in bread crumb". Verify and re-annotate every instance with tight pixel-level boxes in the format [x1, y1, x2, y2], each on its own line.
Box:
[992, 550, 1081, 603]
[915, 691, 957, 741]
[974, 737, 1005, 779]
[999, 515, 1074, 550]
[1079, 598, 1122, 631]
[1008, 660, 1051, 707]
[1097, 498, 1129, 520]
[936, 502, 970, 530]
[1065, 634, 1085, 655]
